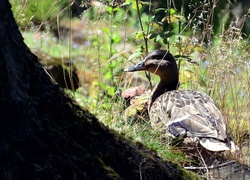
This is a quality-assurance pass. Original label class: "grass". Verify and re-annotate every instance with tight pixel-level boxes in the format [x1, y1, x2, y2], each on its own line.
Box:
[11, 0, 250, 167]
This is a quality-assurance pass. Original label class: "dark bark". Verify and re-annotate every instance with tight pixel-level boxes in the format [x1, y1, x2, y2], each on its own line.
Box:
[0, 0, 200, 179]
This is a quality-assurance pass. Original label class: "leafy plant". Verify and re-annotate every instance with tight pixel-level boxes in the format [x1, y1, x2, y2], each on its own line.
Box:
[11, 0, 250, 167]
[10, 0, 70, 29]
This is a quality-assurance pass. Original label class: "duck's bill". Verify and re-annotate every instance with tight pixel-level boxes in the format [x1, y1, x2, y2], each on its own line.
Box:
[124, 61, 146, 72]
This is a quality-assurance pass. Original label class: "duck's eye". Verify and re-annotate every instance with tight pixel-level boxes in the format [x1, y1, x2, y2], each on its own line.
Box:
[150, 55, 161, 60]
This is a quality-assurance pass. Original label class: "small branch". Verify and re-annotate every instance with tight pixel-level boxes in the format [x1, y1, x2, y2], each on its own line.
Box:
[135, 0, 152, 89]
[135, 0, 148, 51]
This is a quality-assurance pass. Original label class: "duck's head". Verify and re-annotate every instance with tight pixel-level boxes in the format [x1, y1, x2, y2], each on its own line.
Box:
[124, 50, 179, 88]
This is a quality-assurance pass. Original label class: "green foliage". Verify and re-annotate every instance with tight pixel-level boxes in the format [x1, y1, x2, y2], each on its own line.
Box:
[11, 0, 250, 167]
[10, 0, 69, 28]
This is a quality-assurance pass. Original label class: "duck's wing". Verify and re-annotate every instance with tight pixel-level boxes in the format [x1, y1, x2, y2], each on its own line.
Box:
[149, 90, 228, 141]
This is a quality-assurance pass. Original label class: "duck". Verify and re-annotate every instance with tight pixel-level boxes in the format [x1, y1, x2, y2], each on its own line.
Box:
[124, 49, 238, 152]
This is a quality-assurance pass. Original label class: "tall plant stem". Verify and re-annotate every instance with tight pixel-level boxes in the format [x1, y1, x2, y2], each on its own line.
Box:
[108, 3, 115, 87]
[135, 0, 148, 52]
[135, 0, 152, 89]
[167, 0, 171, 50]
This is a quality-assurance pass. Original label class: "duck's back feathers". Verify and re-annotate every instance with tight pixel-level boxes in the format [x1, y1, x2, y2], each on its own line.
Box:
[149, 90, 234, 151]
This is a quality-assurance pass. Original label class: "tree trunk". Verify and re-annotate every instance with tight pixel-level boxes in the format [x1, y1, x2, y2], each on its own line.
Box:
[0, 0, 200, 179]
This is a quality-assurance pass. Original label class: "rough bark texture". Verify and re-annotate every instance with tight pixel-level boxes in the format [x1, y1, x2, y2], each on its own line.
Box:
[0, 0, 201, 179]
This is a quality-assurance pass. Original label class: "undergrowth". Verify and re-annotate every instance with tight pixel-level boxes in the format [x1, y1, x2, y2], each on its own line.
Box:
[11, 0, 250, 167]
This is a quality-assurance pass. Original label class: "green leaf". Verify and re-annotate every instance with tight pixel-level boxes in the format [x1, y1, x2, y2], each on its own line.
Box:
[131, 2, 142, 10]
[140, 1, 152, 5]
[29, 3, 38, 13]
[154, 8, 166, 13]
[128, 51, 142, 61]
[107, 86, 116, 96]
[155, 34, 162, 42]
[170, 8, 176, 15]
[101, 27, 110, 35]
[112, 34, 121, 43]
[134, 31, 144, 40]
[163, 31, 170, 35]
[105, 5, 113, 13]
[105, 71, 112, 80]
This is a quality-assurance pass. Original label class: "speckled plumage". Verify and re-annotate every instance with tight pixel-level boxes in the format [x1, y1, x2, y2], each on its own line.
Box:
[150, 90, 227, 140]
[124, 50, 238, 152]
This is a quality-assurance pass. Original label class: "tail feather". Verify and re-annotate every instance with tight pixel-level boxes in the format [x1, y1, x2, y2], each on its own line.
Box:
[199, 138, 239, 152]
[200, 138, 231, 152]
[229, 140, 239, 153]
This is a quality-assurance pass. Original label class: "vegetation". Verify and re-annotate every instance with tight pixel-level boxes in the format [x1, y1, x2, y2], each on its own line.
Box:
[10, 0, 250, 168]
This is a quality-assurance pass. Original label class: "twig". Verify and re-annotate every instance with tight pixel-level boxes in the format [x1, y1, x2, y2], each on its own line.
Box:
[135, 0, 152, 90]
